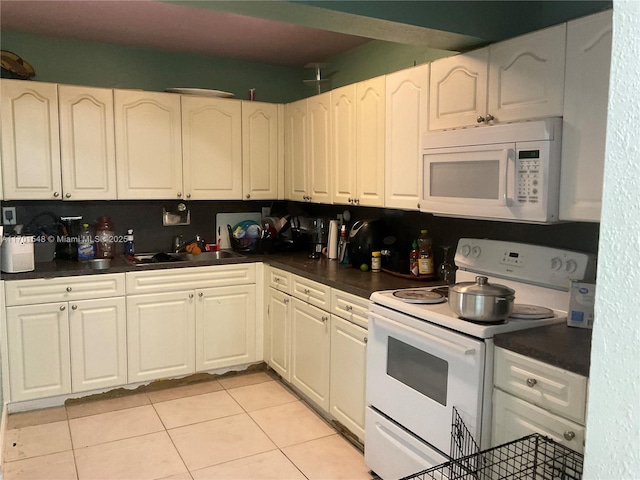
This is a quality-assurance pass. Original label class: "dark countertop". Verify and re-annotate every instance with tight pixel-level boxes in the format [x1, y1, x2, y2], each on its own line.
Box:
[2, 252, 590, 376]
[0, 251, 442, 299]
[494, 323, 592, 377]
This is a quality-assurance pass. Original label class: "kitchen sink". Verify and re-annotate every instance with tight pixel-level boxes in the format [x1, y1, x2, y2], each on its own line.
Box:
[126, 250, 245, 266]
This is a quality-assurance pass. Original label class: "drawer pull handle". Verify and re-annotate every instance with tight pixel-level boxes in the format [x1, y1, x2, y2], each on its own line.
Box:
[284, 298, 289, 304]
[71, 305, 77, 310]
[526, 378, 537, 388]
[345, 305, 353, 311]
[198, 292, 204, 297]
[564, 431, 576, 441]
[304, 288, 310, 295]
[189, 293, 194, 299]
[321, 316, 328, 323]
[66, 287, 72, 292]
[274, 277, 280, 283]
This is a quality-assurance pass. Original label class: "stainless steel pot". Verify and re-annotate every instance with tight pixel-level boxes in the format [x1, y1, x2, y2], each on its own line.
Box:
[448, 276, 515, 322]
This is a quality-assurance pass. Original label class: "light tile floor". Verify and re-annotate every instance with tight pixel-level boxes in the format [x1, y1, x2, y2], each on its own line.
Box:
[2, 372, 372, 480]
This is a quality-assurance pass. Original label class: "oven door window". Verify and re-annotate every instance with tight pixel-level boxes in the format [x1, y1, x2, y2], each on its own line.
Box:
[387, 336, 448, 406]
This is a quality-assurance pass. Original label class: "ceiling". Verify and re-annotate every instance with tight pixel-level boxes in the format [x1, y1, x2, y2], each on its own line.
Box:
[0, 0, 491, 68]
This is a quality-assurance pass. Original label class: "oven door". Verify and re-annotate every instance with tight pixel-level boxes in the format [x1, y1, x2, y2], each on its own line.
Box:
[367, 304, 486, 455]
[420, 143, 515, 218]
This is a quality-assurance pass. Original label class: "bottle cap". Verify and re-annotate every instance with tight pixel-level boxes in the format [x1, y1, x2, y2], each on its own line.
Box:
[127, 229, 133, 234]
[421, 229, 428, 234]
[412, 240, 418, 248]
[372, 251, 381, 257]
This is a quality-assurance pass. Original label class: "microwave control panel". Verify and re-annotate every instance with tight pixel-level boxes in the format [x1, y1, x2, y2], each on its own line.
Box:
[516, 150, 541, 204]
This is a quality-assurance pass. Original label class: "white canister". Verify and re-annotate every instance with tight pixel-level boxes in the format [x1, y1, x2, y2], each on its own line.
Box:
[327, 220, 340, 260]
[1, 235, 35, 273]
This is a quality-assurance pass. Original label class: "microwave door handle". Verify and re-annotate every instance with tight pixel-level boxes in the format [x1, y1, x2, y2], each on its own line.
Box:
[503, 149, 515, 207]
[369, 311, 476, 356]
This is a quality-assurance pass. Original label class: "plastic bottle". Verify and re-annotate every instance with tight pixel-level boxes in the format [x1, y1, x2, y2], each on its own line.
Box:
[418, 229, 434, 276]
[371, 251, 381, 272]
[409, 240, 420, 276]
[124, 229, 135, 256]
[77, 223, 95, 261]
[338, 224, 349, 264]
[95, 216, 115, 259]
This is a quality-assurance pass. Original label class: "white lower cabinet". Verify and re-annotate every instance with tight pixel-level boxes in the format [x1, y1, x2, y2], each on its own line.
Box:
[290, 297, 331, 411]
[266, 287, 291, 381]
[6, 303, 71, 402]
[330, 314, 367, 442]
[196, 285, 256, 371]
[127, 291, 196, 383]
[492, 347, 588, 454]
[70, 297, 127, 393]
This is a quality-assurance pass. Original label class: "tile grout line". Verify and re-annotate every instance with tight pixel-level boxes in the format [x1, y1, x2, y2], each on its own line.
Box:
[150, 400, 194, 480]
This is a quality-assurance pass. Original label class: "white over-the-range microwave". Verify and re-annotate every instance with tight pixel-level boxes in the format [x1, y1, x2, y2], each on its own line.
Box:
[420, 117, 562, 223]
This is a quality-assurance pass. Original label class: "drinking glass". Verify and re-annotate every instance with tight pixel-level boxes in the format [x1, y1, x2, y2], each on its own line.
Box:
[438, 246, 457, 284]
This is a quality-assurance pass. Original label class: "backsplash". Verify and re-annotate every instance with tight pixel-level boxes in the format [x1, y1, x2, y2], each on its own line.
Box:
[3, 200, 599, 265]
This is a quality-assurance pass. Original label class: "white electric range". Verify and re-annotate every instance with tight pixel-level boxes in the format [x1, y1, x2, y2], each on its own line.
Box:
[365, 238, 596, 480]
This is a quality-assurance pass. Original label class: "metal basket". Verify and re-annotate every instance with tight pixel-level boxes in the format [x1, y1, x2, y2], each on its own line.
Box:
[401, 408, 584, 480]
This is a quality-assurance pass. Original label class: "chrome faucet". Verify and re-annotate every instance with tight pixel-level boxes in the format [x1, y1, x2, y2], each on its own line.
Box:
[172, 234, 203, 253]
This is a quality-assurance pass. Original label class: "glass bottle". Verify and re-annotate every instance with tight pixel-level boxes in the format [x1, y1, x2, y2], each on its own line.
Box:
[409, 240, 420, 276]
[418, 229, 434, 276]
[95, 216, 115, 259]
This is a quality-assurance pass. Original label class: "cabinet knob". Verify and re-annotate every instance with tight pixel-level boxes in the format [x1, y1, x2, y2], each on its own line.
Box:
[177, 192, 182, 198]
[563, 431, 576, 441]
[364, 337, 368, 344]
[53, 192, 60, 198]
[186, 193, 191, 199]
[198, 292, 204, 297]
[345, 305, 353, 312]
[354, 198, 360, 205]
[189, 293, 194, 299]
[417, 203, 420, 209]
[526, 378, 538, 388]
[274, 277, 281, 283]
[477, 116, 485, 124]
[486, 114, 495, 123]
[60, 305, 66, 311]
[246, 194, 251, 199]
[321, 316, 328, 323]
[304, 288, 310, 295]
[348, 198, 353, 203]
[71, 305, 77, 310]
[284, 298, 289, 304]
[66, 287, 72, 292]
[65, 193, 71, 198]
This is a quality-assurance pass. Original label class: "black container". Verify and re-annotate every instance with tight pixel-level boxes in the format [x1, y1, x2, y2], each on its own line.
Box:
[348, 219, 385, 268]
[56, 216, 82, 260]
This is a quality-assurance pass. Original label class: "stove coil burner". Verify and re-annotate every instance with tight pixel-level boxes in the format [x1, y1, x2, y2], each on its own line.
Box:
[392, 289, 446, 304]
[429, 286, 450, 298]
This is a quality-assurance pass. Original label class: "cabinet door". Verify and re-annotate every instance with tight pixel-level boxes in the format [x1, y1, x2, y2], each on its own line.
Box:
[488, 24, 566, 123]
[307, 92, 332, 204]
[284, 99, 308, 201]
[560, 11, 612, 222]
[242, 101, 281, 200]
[6, 303, 71, 401]
[330, 315, 367, 442]
[1, 80, 62, 200]
[58, 85, 117, 200]
[266, 288, 291, 381]
[492, 389, 585, 454]
[196, 285, 256, 371]
[114, 90, 183, 199]
[290, 298, 330, 411]
[69, 297, 127, 393]
[331, 84, 357, 205]
[127, 291, 195, 383]
[386, 65, 429, 210]
[182, 96, 242, 200]
[356, 76, 385, 207]
[429, 49, 489, 130]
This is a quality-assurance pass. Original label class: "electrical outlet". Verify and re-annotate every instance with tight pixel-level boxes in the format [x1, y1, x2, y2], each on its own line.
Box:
[2, 207, 16, 225]
[261, 207, 271, 218]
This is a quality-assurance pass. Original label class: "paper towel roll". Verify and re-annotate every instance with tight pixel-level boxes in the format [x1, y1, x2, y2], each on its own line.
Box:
[327, 220, 339, 260]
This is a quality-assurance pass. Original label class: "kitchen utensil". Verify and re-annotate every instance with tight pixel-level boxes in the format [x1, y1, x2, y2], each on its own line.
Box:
[448, 275, 515, 322]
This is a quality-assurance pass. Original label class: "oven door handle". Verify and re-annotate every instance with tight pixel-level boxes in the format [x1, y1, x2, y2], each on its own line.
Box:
[369, 311, 477, 356]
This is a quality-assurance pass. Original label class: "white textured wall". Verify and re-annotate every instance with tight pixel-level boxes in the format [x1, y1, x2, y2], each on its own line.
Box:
[584, 1, 640, 478]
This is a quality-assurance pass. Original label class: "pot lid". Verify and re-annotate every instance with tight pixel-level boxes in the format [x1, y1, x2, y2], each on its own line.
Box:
[451, 276, 515, 297]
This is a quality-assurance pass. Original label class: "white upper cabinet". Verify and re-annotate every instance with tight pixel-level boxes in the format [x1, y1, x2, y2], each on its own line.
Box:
[114, 89, 183, 199]
[182, 96, 242, 200]
[242, 101, 283, 200]
[488, 23, 566, 123]
[331, 84, 357, 205]
[1, 80, 62, 200]
[284, 99, 309, 202]
[307, 92, 332, 204]
[58, 85, 117, 200]
[429, 49, 489, 131]
[429, 24, 565, 130]
[385, 65, 429, 210]
[560, 10, 612, 222]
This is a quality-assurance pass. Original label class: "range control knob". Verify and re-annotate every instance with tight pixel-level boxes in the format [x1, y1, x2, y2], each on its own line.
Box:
[471, 246, 481, 258]
[460, 245, 471, 257]
[551, 257, 563, 271]
[565, 259, 578, 273]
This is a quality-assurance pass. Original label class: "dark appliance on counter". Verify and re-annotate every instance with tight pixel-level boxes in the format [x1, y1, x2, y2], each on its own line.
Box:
[56, 216, 83, 260]
[348, 219, 384, 268]
[273, 216, 312, 252]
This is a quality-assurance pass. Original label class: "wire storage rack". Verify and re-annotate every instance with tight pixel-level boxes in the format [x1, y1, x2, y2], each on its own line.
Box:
[401, 408, 584, 480]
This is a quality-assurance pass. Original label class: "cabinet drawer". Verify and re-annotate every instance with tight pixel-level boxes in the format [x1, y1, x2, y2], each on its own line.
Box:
[492, 388, 585, 454]
[494, 347, 587, 425]
[268, 267, 291, 293]
[5, 274, 125, 306]
[291, 274, 331, 311]
[126, 264, 256, 294]
[331, 289, 369, 329]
